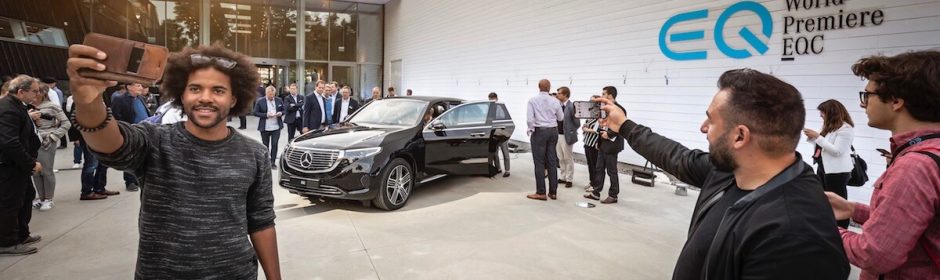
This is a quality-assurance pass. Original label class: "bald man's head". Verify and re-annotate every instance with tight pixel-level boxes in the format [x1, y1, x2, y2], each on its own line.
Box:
[538, 79, 551, 91]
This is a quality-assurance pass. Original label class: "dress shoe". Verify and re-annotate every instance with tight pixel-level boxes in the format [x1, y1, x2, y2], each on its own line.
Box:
[559, 179, 570, 184]
[584, 193, 600, 200]
[564, 182, 573, 188]
[526, 194, 547, 201]
[20, 235, 41, 245]
[502, 172, 510, 178]
[601, 197, 618, 204]
[126, 183, 140, 192]
[0, 245, 37, 256]
[548, 193, 557, 200]
[80, 193, 108, 200]
[96, 189, 120, 196]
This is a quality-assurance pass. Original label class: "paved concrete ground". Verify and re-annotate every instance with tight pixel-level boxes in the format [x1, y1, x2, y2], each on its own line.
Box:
[0, 118, 860, 279]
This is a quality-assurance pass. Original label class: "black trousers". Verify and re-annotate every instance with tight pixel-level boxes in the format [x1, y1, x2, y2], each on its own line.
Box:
[530, 127, 559, 195]
[593, 151, 619, 198]
[286, 122, 301, 140]
[238, 116, 247, 129]
[0, 166, 33, 247]
[584, 146, 599, 188]
[816, 161, 850, 228]
[260, 129, 281, 162]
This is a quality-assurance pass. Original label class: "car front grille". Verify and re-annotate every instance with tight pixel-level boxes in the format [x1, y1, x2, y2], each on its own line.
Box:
[281, 182, 345, 196]
[285, 147, 340, 173]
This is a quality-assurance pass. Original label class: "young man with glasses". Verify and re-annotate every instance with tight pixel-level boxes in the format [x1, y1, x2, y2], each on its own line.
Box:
[827, 50, 940, 280]
[67, 45, 281, 279]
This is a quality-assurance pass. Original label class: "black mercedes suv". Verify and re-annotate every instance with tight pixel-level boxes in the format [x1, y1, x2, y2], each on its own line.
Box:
[278, 96, 515, 210]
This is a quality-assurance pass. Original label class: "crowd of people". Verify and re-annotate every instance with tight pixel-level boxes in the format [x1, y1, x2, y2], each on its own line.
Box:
[0, 39, 937, 280]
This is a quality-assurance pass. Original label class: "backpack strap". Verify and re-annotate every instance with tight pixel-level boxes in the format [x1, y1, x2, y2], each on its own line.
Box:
[913, 151, 940, 270]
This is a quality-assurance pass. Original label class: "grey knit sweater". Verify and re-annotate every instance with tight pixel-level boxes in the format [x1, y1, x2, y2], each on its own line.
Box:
[92, 121, 276, 279]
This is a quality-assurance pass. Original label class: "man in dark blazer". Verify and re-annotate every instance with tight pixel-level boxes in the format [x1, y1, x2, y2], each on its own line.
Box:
[107, 83, 150, 191]
[332, 86, 360, 124]
[253, 86, 285, 168]
[302, 80, 326, 133]
[555, 87, 580, 188]
[283, 83, 304, 139]
[0, 76, 44, 255]
[585, 86, 625, 204]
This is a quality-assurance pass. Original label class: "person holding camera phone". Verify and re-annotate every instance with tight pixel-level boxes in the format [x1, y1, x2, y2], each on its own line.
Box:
[803, 99, 855, 228]
[253, 85, 285, 168]
[29, 82, 71, 211]
[67, 44, 281, 279]
[594, 69, 848, 279]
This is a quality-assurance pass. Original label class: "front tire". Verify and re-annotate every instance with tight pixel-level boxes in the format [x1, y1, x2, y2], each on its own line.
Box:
[372, 158, 413, 211]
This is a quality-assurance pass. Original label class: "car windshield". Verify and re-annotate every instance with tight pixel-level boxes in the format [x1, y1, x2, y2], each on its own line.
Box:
[348, 99, 428, 126]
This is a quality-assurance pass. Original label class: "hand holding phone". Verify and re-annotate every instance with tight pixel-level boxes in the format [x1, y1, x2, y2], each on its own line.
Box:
[573, 101, 607, 119]
[876, 148, 890, 156]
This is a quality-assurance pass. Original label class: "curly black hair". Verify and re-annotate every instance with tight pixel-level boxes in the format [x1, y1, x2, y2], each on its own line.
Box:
[160, 44, 260, 117]
[852, 50, 940, 123]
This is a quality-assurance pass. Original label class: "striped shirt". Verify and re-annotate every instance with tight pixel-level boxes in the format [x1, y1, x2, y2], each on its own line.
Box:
[583, 119, 600, 148]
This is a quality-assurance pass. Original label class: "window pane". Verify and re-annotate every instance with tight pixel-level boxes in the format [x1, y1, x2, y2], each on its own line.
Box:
[303, 0, 328, 60]
[441, 103, 488, 127]
[329, 2, 356, 61]
[162, 0, 201, 52]
[268, 0, 297, 59]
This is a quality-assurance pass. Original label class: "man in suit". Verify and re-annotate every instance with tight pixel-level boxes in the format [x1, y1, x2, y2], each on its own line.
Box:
[554, 87, 579, 188]
[333, 86, 360, 124]
[253, 86, 285, 168]
[283, 82, 304, 139]
[0, 75, 44, 255]
[585, 86, 625, 204]
[109, 82, 150, 192]
[302, 80, 327, 133]
[364, 86, 382, 104]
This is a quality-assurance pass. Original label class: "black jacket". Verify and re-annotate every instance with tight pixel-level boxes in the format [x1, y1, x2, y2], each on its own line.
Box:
[283, 94, 304, 124]
[332, 98, 360, 124]
[0, 95, 41, 174]
[252, 97, 285, 131]
[301, 93, 325, 130]
[619, 120, 849, 280]
[112, 94, 150, 123]
[598, 102, 626, 154]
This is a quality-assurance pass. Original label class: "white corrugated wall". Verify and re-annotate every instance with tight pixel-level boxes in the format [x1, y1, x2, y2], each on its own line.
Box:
[383, 0, 940, 200]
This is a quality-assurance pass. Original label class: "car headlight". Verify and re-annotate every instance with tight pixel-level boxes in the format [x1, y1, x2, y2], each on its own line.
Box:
[340, 147, 381, 160]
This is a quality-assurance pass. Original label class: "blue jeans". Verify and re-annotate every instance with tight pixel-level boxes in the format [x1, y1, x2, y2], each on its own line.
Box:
[80, 140, 108, 195]
[73, 141, 83, 164]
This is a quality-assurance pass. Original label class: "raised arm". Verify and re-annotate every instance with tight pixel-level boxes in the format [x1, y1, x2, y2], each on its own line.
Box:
[66, 44, 123, 154]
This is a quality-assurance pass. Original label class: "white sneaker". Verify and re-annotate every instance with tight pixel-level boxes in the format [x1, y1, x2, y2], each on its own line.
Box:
[31, 199, 41, 209]
[71, 163, 81, 169]
[39, 200, 54, 211]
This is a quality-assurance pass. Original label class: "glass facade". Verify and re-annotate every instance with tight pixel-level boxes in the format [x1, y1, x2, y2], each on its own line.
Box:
[1, 0, 383, 98]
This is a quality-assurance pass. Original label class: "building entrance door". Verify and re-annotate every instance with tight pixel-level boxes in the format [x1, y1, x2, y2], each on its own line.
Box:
[329, 62, 358, 96]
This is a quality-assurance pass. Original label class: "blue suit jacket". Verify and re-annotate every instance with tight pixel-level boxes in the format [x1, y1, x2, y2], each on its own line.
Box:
[302, 93, 325, 131]
[283, 94, 304, 124]
[253, 97, 285, 131]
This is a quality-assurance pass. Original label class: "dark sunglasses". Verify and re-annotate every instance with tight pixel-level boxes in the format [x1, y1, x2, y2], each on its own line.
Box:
[190, 54, 237, 69]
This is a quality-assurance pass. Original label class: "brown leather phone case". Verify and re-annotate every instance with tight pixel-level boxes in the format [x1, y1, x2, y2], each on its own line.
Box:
[77, 33, 169, 86]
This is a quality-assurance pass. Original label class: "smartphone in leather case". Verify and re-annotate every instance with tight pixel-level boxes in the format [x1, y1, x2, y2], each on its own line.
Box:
[77, 33, 169, 86]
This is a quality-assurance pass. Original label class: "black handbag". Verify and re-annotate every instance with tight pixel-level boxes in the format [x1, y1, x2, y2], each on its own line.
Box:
[847, 146, 869, 187]
[631, 160, 657, 187]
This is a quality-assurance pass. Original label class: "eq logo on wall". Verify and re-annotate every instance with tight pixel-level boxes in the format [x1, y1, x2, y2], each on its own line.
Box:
[659, 1, 772, 61]
[659, 0, 887, 61]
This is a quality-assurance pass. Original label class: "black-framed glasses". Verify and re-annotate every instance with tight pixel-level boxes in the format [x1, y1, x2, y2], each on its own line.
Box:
[190, 54, 237, 69]
[859, 90, 878, 106]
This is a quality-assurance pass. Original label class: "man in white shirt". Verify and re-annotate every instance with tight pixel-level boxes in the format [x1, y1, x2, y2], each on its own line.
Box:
[332, 86, 360, 124]
[252, 86, 284, 168]
[302, 80, 327, 133]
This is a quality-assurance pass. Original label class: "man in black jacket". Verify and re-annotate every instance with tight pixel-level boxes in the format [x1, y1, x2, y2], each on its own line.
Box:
[109, 82, 150, 192]
[301, 80, 327, 133]
[0, 75, 44, 255]
[282, 83, 303, 139]
[332, 86, 359, 124]
[596, 69, 849, 280]
[585, 86, 624, 204]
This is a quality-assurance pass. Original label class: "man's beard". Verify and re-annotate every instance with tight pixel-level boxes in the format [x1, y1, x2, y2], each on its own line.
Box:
[186, 104, 228, 129]
[709, 133, 739, 173]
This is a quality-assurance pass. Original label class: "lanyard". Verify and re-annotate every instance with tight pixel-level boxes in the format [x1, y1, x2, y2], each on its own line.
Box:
[893, 133, 940, 156]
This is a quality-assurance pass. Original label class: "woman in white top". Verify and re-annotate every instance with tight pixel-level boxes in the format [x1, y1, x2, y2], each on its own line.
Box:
[803, 99, 854, 228]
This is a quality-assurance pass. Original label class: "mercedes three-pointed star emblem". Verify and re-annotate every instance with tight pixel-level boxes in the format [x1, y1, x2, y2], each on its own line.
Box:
[300, 152, 315, 168]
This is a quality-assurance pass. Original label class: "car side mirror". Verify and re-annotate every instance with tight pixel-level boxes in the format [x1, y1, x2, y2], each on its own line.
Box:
[430, 120, 445, 130]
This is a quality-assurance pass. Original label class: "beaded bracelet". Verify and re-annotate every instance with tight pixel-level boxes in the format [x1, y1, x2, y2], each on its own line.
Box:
[70, 108, 113, 133]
